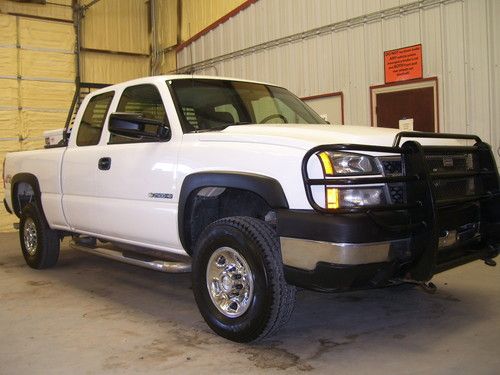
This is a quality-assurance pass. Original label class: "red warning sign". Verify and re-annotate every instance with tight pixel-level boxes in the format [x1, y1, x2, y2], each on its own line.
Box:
[384, 44, 423, 83]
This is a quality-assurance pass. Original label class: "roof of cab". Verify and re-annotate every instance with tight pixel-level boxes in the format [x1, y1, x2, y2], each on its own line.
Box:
[89, 74, 277, 97]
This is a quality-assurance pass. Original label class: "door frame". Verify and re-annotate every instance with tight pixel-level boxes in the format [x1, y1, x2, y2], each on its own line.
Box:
[370, 77, 439, 132]
[301, 91, 344, 124]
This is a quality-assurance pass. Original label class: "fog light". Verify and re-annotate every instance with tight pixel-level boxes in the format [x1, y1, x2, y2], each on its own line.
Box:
[340, 188, 384, 207]
[325, 187, 385, 209]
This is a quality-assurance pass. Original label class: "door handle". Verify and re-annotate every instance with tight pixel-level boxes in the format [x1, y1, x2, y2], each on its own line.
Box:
[98, 157, 111, 170]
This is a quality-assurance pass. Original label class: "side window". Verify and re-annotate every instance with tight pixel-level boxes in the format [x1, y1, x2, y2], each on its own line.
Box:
[76, 91, 114, 146]
[110, 84, 167, 144]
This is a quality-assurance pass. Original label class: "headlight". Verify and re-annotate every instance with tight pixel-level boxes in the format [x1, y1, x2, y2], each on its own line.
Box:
[318, 151, 379, 175]
[317, 151, 385, 209]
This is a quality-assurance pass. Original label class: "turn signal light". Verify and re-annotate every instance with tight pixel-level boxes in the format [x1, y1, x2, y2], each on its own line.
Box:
[319, 152, 334, 175]
[326, 187, 339, 209]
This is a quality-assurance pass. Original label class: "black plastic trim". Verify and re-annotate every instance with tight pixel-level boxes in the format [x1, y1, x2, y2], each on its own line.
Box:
[3, 198, 12, 214]
[276, 209, 413, 243]
[178, 172, 289, 251]
[284, 262, 396, 291]
[10, 173, 42, 218]
[434, 245, 498, 274]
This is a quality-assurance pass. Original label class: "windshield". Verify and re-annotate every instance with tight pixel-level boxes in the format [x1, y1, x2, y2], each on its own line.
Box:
[167, 79, 326, 133]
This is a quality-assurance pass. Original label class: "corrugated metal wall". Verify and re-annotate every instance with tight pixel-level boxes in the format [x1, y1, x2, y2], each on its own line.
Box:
[0, 0, 75, 231]
[177, 0, 500, 169]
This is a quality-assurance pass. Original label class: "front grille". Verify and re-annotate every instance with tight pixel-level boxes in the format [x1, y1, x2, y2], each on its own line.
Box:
[426, 152, 482, 202]
[432, 177, 481, 200]
[380, 152, 485, 205]
[380, 157, 406, 204]
[426, 153, 477, 173]
[388, 184, 405, 204]
[381, 158, 403, 175]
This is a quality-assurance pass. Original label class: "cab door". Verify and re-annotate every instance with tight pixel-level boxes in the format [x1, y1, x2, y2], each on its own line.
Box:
[61, 91, 115, 234]
[92, 83, 182, 250]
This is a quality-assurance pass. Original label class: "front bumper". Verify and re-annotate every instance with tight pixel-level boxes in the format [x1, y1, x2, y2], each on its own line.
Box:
[278, 208, 499, 291]
[280, 237, 409, 270]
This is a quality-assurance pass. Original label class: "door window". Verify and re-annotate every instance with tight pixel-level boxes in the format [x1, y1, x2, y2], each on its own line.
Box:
[76, 91, 114, 146]
[110, 84, 167, 144]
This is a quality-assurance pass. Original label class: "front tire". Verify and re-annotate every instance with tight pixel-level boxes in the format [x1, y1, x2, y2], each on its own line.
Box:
[192, 216, 296, 342]
[19, 203, 60, 269]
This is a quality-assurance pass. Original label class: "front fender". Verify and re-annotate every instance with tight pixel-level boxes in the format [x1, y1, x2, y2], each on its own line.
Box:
[177, 171, 289, 251]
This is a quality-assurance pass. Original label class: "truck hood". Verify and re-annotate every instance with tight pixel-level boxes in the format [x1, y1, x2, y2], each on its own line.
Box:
[194, 124, 461, 150]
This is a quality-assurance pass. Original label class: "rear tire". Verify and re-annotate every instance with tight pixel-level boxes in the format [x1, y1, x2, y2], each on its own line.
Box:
[192, 216, 296, 342]
[19, 203, 60, 269]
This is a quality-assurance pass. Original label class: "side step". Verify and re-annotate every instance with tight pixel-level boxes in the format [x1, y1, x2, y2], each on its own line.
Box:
[69, 241, 191, 273]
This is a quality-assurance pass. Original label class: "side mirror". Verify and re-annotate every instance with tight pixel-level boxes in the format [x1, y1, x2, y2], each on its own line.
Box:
[108, 112, 170, 141]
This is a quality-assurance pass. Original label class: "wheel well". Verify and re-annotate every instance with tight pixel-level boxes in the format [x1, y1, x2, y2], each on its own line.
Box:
[182, 187, 275, 255]
[13, 181, 36, 216]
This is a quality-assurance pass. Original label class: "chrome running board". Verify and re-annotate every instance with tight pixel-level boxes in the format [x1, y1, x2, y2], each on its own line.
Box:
[69, 241, 191, 273]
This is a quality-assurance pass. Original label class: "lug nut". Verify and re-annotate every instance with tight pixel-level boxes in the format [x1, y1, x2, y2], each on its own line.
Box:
[229, 302, 238, 311]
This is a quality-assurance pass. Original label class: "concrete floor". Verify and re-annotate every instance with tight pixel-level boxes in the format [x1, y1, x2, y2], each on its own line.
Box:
[0, 232, 499, 374]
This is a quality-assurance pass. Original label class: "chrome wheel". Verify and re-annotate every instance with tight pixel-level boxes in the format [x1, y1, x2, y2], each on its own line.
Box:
[23, 217, 38, 256]
[206, 247, 254, 318]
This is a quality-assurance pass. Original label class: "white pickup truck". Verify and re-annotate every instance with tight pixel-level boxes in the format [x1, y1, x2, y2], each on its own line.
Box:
[3, 75, 500, 342]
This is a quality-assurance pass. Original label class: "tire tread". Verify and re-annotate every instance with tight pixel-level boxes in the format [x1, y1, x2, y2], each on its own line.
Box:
[20, 203, 60, 269]
[210, 216, 296, 341]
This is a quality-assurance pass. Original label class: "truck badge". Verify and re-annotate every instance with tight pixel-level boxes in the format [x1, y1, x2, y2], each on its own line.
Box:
[148, 193, 173, 199]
